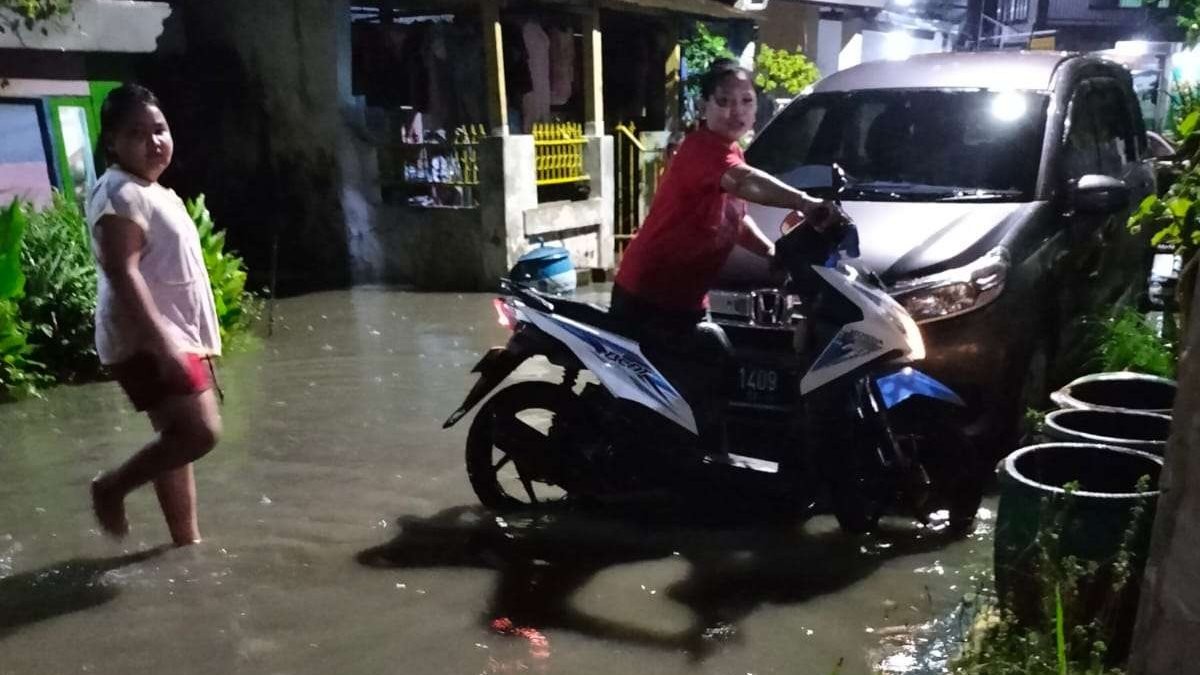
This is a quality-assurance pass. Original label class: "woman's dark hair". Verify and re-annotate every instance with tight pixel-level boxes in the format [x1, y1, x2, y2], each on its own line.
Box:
[699, 58, 753, 100]
[99, 83, 161, 157]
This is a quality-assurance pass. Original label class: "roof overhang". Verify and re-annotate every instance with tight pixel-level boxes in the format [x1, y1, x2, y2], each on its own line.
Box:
[0, 0, 177, 54]
[600, 0, 757, 19]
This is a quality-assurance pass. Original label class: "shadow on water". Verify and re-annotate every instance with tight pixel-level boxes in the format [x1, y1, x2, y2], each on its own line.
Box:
[357, 503, 963, 659]
[0, 546, 169, 640]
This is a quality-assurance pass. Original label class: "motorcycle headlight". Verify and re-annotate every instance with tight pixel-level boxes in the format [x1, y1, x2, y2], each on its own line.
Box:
[891, 247, 1009, 323]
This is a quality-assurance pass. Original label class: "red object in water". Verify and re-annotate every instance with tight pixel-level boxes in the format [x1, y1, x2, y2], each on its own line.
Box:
[489, 616, 551, 660]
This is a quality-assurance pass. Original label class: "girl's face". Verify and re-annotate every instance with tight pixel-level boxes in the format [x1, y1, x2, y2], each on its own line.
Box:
[703, 73, 757, 142]
[110, 103, 173, 182]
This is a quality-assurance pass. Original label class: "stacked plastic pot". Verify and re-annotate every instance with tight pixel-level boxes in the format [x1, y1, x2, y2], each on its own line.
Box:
[994, 372, 1177, 662]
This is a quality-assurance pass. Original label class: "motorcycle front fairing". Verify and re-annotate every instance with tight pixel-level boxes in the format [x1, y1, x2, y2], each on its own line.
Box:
[800, 265, 926, 395]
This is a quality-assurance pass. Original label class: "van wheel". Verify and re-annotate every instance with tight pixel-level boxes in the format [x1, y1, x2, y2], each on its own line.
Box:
[1016, 338, 1050, 446]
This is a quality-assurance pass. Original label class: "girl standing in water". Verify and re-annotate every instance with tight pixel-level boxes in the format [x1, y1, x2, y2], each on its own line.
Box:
[86, 84, 222, 546]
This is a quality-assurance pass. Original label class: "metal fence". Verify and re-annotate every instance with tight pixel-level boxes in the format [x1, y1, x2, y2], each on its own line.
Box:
[533, 122, 589, 186]
[613, 122, 666, 259]
[378, 123, 486, 207]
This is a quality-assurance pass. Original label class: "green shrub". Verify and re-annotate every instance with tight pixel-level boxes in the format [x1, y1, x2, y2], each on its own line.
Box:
[951, 480, 1153, 675]
[0, 0, 73, 33]
[1089, 308, 1176, 378]
[0, 201, 47, 400]
[18, 191, 99, 382]
[754, 44, 820, 97]
[681, 22, 734, 115]
[185, 194, 261, 350]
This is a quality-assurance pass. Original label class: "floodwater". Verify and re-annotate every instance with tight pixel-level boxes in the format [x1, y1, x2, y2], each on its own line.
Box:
[0, 288, 995, 675]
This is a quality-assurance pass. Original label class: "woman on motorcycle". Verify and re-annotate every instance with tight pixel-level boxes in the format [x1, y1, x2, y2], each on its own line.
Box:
[611, 58, 841, 334]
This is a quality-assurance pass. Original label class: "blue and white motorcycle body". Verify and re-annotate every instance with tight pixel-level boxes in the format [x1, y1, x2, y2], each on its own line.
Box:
[445, 228, 984, 533]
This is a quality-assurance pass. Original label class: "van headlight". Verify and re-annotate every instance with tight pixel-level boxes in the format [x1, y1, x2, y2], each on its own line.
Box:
[890, 247, 1009, 323]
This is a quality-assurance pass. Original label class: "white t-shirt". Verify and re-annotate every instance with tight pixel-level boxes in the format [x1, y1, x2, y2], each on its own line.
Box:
[86, 166, 222, 365]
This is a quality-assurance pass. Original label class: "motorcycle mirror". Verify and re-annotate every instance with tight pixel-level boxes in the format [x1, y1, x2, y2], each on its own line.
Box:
[831, 163, 848, 198]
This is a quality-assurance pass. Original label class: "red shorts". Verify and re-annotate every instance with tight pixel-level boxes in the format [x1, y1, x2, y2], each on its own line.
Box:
[110, 352, 213, 411]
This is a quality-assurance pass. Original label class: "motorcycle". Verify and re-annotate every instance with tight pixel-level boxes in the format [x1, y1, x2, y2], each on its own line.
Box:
[443, 209, 987, 534]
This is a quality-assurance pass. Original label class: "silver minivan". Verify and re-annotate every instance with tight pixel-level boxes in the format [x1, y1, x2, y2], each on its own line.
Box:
[715, 51, 1157, 460]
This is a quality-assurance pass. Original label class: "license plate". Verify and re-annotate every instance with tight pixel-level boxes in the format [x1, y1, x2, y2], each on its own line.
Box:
[730, 366, 797, 406]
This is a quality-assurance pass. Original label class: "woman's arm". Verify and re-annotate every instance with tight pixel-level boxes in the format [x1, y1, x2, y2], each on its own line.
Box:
[738, 213, 774, 259]
[95, 214, 192, 382]
[720, 164, 820, 210]
[721, 164, 844, 233]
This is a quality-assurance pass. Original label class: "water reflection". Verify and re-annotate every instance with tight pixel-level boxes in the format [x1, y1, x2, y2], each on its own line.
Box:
[358, 503, 968, 666]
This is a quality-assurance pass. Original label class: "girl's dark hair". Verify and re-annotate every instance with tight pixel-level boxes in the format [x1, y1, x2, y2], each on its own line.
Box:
[99, 83, 161, 156]
[699, 58, 753, 100]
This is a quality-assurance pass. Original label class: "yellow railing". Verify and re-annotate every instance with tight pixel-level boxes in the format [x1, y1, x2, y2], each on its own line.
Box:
[533, 122, 589, 186]
[451, 124, 486, 186]
[613, 121, 666, 259]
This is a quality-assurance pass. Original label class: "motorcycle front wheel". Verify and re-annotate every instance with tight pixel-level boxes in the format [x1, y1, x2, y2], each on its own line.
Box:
[806, 386, 888, 534]
[465, 381, 584, 511]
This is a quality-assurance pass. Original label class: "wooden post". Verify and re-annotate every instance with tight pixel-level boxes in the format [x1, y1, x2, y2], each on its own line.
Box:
[481, 0, 508, 136]
[582, 3, 604, 136]
[1128, 271, 1200, 674]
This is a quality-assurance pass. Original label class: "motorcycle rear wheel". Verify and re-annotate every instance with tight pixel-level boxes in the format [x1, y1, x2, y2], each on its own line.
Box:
[465, 381, 584, 511]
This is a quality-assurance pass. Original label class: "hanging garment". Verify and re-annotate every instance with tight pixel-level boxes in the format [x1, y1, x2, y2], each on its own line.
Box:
[521, 20, 551, 132]
[504, 24, 533, 98]
[424, 25, 452, 130]
[449, 25, 486, 125]
[548, 26, 575, 106]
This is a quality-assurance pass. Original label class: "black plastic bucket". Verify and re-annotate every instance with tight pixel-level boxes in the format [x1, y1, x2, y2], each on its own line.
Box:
[1043, 409, 1172, 456]
[994, 443, 1161, 660]
[1050, 372, 1176, 415]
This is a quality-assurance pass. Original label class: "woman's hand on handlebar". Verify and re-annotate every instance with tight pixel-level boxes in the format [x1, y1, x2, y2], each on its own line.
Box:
[794, 198, 848, 234]
[781, 200, 849, 237]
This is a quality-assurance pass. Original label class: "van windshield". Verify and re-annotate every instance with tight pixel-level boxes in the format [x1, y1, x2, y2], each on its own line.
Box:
[746, 89, 1050, 201]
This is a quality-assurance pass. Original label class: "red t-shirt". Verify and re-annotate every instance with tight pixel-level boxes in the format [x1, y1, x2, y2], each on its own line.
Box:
[615, 127, 746, 312]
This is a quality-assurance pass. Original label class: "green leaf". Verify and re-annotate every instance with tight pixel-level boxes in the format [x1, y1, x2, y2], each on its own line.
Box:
[1169, 196, 1194, 218]
[1181, 110, 1200, 138]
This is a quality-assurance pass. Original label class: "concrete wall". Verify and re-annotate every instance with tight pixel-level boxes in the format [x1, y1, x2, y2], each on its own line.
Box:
[373, 206, 488, 290]
[759, 0, 820, 56]
[152, 0, 357, 293]
[0, 0, 178, 53]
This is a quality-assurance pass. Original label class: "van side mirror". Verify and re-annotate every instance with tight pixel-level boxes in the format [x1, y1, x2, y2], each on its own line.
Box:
[1146, 131, 1176, 160]
[1070, 175, 1130, 215]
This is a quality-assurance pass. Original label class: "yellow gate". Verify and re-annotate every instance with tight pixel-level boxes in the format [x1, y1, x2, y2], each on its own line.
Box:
[613, 122, 667, 260]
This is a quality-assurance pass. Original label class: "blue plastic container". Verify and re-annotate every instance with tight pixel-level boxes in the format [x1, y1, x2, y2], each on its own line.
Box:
[509, 244, 576, 294]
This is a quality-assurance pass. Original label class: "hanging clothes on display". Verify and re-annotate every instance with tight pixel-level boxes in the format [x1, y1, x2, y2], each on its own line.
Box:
[449, 24, 485, 126]
[424, 24, 453, 130]
[521, 20, 551, 132]
[548, 26, 575, 106]
[503, 22, 532, 134]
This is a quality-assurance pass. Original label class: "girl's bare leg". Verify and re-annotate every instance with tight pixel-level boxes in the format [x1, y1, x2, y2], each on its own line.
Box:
[154, 464, 201, 545]
[91, 389, 221, 544]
